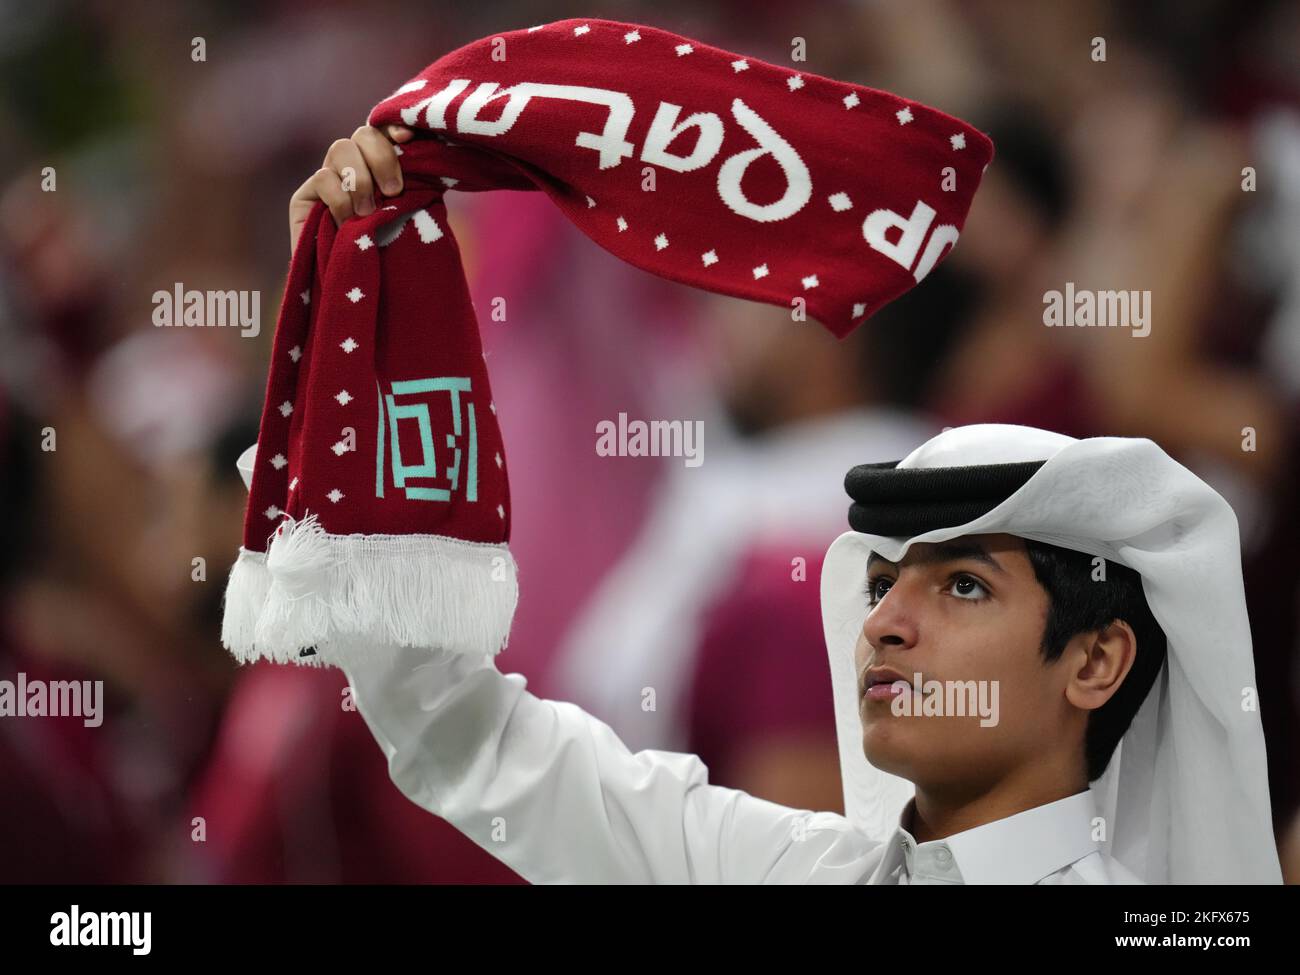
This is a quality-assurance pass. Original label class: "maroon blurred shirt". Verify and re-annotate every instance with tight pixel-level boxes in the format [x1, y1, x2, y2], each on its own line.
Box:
[184, 661, 524, 884]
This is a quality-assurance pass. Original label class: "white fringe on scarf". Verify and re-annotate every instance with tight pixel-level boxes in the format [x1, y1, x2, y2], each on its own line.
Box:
[221, 513, 519, 670]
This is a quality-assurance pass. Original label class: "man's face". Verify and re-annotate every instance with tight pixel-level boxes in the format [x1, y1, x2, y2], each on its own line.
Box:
[854, 532, 1075, 795]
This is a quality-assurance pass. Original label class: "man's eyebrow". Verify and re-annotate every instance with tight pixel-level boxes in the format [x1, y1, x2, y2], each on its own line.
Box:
[867, 541, 1008, 575]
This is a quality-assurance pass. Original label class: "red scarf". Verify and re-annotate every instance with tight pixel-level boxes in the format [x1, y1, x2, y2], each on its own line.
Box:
[223, 17, 994, 669]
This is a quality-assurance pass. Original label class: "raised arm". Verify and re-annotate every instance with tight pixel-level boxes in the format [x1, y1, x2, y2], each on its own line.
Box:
[342, 642, 871, 884]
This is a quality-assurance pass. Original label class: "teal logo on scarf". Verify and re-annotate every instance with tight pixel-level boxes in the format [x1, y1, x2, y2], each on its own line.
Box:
[376, 377, 477, 502]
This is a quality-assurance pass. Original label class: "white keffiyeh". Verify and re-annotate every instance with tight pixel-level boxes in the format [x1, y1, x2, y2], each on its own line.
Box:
[819, 423, 1283, 884]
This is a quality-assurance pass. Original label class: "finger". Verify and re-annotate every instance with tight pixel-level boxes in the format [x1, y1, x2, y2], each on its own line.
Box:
[385, 125, 414, 144]
[289, 172, 322, 256]
[289, 168, 354, 253]
[324, 138, 375, 217]
[352, 125, 404, 198]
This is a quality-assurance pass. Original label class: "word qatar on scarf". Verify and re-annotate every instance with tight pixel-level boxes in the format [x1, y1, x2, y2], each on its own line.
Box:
[377, 78, 956, 280]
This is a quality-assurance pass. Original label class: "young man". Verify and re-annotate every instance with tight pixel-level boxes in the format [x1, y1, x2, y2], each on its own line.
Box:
[225, 24, 1280, 884]
[234, 418, 1281, 884]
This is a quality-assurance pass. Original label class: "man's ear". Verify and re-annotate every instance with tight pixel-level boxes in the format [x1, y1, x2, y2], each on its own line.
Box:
[1063, 619, 1137, 713]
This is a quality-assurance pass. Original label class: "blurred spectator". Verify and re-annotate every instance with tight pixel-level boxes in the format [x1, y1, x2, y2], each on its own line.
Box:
[0, 0, 1296, 883]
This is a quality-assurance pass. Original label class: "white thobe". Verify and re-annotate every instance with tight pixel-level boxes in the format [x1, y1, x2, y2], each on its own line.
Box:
[343, 643, 1144, 884]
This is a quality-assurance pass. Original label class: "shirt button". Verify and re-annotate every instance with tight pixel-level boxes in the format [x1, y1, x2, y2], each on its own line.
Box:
[935, 847, 952, 864]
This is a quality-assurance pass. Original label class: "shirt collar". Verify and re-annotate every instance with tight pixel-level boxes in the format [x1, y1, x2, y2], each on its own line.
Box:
[888, 790, 1102, 885]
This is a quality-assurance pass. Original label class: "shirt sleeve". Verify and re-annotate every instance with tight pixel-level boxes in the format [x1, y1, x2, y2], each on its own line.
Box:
[342, 641, 869, 884]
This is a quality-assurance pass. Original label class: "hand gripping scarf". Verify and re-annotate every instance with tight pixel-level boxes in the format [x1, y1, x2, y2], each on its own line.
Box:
[221, 18, 994, 670]
[821, 423, 1284, 884]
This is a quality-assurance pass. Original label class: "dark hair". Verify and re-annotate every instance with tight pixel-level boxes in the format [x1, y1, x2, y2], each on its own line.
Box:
[1022, 539, 1167, 782]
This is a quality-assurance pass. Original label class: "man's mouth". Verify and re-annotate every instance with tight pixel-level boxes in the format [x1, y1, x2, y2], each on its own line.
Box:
[861, 666, 918, 702]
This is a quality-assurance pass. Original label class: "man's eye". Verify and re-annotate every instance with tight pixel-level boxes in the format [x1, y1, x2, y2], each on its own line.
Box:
[949, 574, 990, 601]
[864, 576, 893, 606]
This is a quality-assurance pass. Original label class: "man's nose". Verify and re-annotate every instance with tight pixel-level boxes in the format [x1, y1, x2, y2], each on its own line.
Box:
[862, 576, 920, 650]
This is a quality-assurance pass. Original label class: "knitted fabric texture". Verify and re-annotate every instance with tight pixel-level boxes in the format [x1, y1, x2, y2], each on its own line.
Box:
[223, 17, 995, 669]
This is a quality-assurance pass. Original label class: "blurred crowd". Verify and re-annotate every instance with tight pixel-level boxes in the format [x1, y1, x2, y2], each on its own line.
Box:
[2, 0, 1298, 883]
